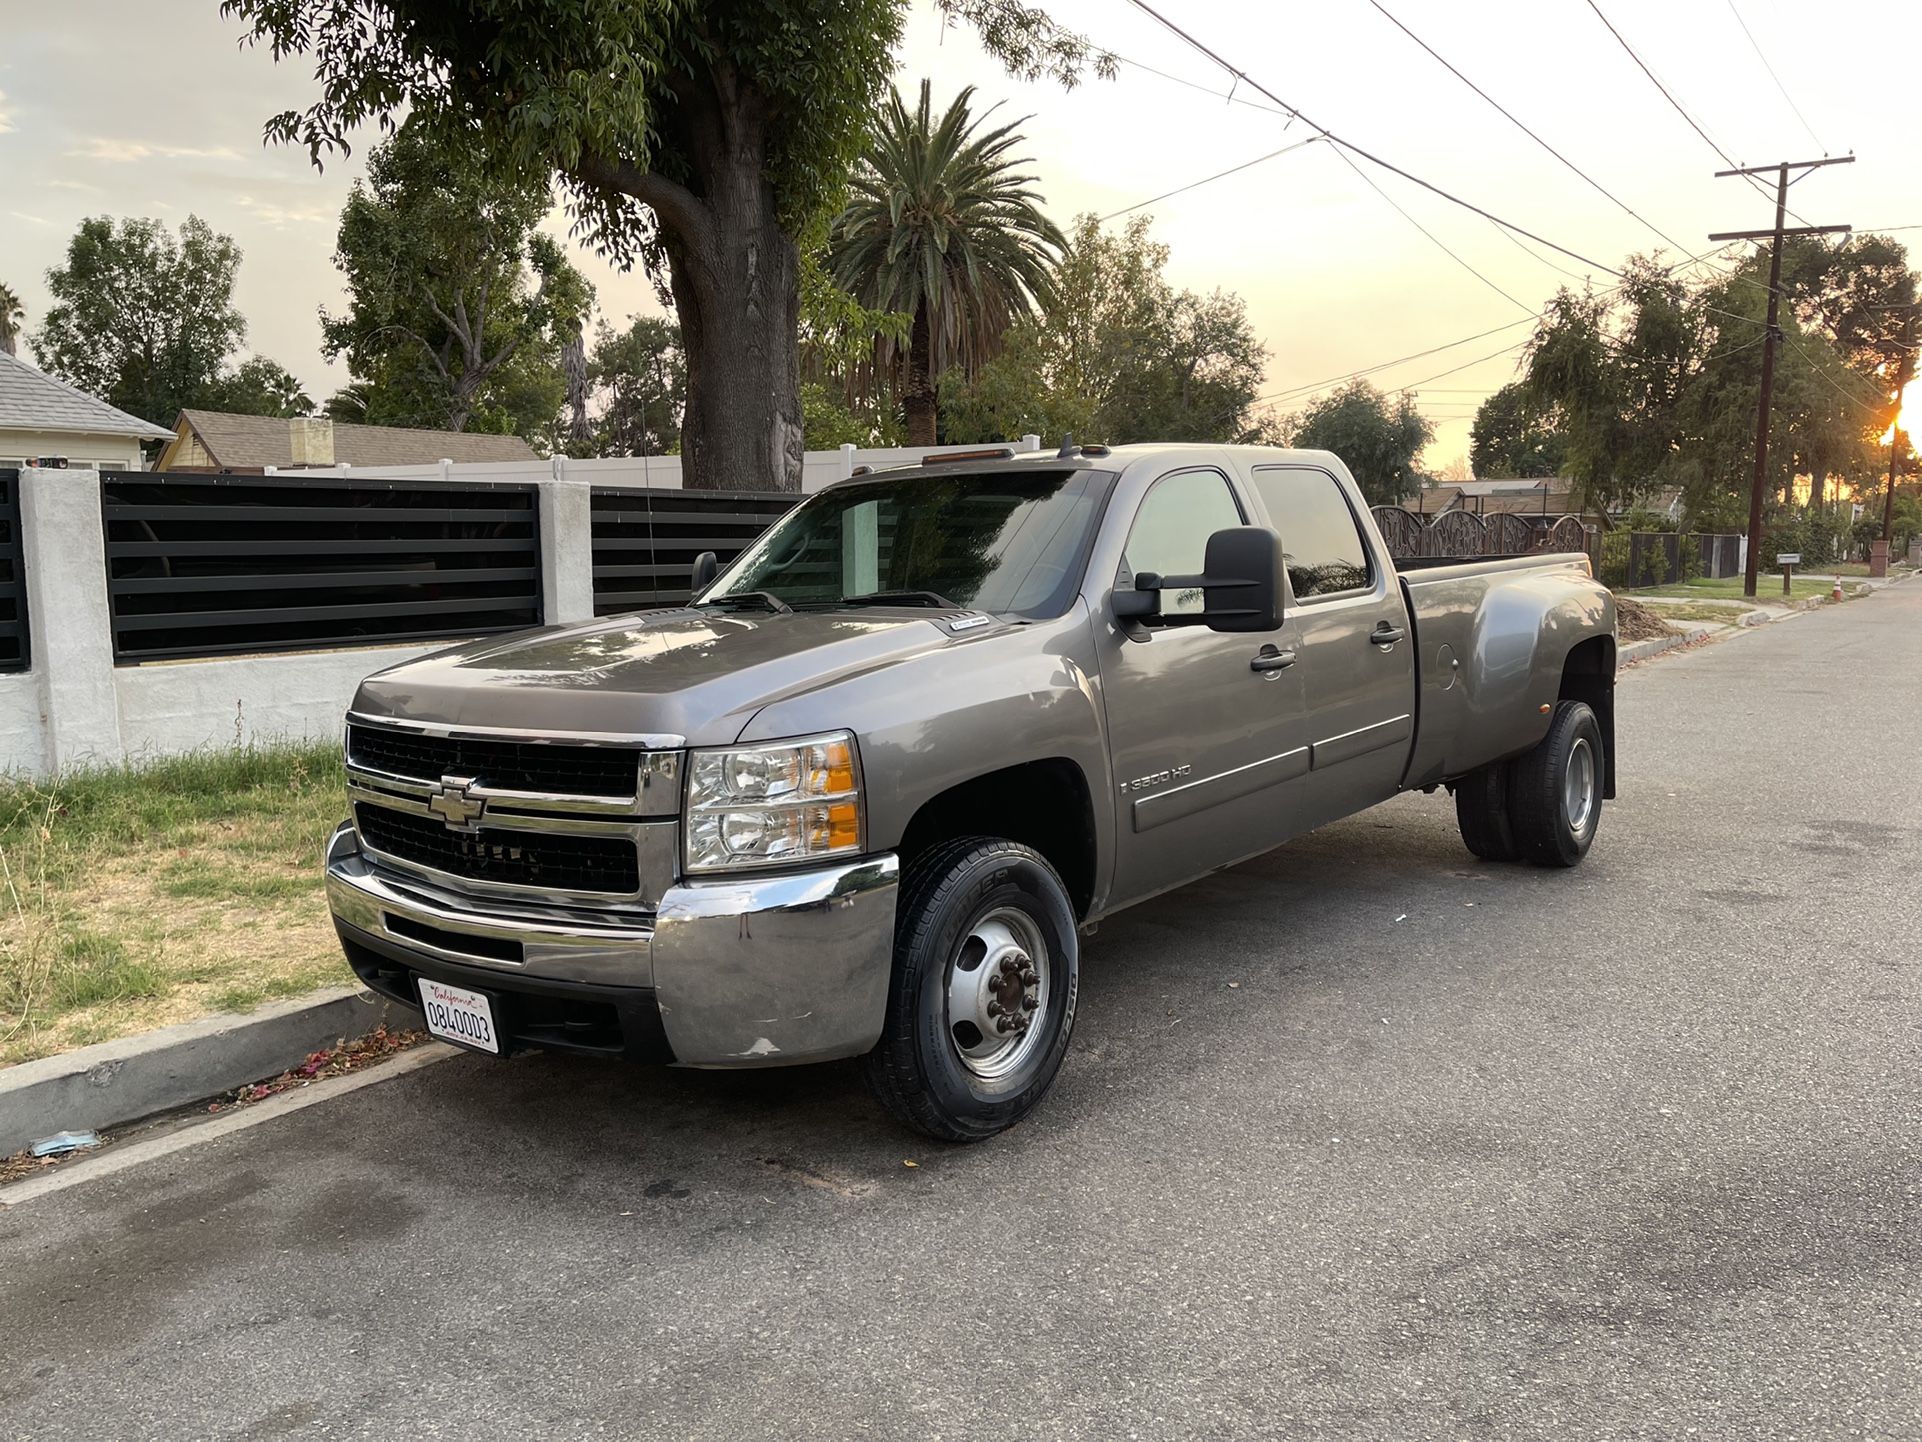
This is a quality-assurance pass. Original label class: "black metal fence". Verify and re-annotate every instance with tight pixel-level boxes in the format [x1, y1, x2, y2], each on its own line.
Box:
[0, 471, 26, 673]
[590, 487, 797, 615]
[102, 474, 542, 662]
[1371, 506, 1591, 562]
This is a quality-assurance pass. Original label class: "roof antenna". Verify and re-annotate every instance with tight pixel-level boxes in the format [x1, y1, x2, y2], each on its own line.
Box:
[1055, 433, 1080, 459]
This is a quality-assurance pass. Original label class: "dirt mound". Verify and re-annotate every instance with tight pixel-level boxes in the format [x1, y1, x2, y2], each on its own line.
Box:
[1616, 596, 1674, 642]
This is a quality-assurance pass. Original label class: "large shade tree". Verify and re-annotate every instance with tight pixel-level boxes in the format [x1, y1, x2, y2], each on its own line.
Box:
[33, 216, 246, 428]
[224, 0, 1108, 489]
[940, 214, 1267, 447]
[830, 81, 1064, 445]
[1285, 380, 1435, 505]
[325, 120, 592, 435]
[32, 214, 307, 428]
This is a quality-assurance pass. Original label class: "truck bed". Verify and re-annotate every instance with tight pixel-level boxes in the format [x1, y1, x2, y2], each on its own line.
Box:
[1394, 551, 1612, 790]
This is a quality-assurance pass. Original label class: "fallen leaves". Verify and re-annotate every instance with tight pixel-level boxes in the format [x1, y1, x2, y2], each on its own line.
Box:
[205, 1024, 426, 1115]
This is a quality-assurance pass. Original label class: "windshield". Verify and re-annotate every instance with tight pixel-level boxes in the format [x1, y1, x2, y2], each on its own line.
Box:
[704, 468, 1112, 618]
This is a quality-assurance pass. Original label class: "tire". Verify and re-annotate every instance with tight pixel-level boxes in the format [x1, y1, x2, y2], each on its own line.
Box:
[1507, 700, 1604, 868]
[1454, 763, 1520, 861]
[862, 837, 1079, 1142]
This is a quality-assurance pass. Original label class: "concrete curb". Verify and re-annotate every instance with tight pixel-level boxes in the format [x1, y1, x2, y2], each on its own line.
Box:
[1620, 625, 1715, 664]
[0, 986, 420, 1156]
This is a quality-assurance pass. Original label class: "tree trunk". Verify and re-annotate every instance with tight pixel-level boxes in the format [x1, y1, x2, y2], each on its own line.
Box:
[585, 76, 803, 493]
[903, 302, 937, 448]
[664, 214, 803, 492]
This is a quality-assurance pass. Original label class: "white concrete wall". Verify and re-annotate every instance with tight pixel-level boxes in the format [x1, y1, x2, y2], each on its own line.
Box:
[0, 673, 48, 778]
[112, 644, 443, 760]
[283, 437, 1045, 494]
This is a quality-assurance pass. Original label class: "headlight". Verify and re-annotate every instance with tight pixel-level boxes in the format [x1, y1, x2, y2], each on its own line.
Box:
[684, 731, 863, 873]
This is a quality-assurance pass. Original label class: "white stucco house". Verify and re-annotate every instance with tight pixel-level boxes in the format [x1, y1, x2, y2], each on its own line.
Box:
[0, 351, 174, 471]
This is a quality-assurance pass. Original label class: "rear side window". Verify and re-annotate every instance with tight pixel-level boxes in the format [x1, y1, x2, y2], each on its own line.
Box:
[1121, 468, 1244, 616]
[1251, 467, 1373, 599]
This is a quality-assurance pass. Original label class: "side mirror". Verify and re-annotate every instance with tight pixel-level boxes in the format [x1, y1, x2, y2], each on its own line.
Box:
[691, 550, 719, 595]
[1113, 527, 1284, 634]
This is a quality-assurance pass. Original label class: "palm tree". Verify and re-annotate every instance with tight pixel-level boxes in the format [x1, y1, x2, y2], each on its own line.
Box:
[0, 283, 22, 358]
[832, 81, 1065, 447]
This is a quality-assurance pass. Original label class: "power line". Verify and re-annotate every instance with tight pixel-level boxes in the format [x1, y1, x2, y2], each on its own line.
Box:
[1325, 145, 1532, 313]
[1105, 52, 1295, 120]
[1250, 314, 1546, 408]
[1579, 0, 1820, 226]
[1485, 216, 1596, 284]
[1723, 0, 1825, 153]
[1099, 136, 1322, 220]
[1579, 0, 1741, 170]
[1362, 0, 1692, 255]
[1122, 0, 1625, 277]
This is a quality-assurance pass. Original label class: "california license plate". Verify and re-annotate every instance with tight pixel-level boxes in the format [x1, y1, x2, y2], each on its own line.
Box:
[416, 977, 501, 1055]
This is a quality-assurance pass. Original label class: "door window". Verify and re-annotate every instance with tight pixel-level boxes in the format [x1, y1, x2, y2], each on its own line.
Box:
[1120, 469, 1244, 617]
[1251, 467, 1373, 600]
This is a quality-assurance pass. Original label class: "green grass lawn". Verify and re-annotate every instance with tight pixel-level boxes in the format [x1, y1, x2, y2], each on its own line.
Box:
[1625, 575, 1859, 604]
[0, 745, 353, 1066]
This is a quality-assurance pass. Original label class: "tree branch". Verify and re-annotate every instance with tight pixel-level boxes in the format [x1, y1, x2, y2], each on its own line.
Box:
[575, 150, 711, 248]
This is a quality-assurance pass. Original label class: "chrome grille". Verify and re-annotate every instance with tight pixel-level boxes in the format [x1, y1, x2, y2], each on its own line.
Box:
[347, 723, 641, 800]
[355, 802, 641, 896]
[344, 715, 683, 908]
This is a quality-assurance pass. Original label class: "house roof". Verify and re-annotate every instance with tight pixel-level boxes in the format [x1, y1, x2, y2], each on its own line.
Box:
[1403, 485, 1466, 513]
[0, 351, 175, 441]
[1452, 478, 1552, 497]
[172, 410, 539, 469]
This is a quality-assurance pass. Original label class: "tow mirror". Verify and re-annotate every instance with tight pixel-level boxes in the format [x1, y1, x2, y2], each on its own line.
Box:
[691, 550, 719, 594]
[1113, 526, 1284, 634]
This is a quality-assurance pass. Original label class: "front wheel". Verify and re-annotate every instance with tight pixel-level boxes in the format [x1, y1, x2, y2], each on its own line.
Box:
[862, 837, 1079, 1142]
[1507, 700, 1604, 867]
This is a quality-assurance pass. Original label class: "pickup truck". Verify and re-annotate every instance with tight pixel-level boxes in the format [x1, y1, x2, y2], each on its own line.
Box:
[326, 445, 1616, 1140]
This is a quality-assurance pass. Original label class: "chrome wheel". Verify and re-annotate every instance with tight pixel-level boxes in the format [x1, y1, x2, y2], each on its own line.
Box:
[946, 907, 1049, 1081]
[1563, 737, 1596, 835]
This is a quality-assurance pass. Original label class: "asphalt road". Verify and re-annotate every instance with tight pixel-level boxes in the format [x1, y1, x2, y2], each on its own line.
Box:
[4, 586, 1920, 1442]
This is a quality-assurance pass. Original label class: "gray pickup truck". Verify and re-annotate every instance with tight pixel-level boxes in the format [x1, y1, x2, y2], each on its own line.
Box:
[326, 445, 1615, 1139]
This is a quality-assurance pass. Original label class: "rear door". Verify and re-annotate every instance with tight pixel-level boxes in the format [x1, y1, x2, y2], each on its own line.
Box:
[1096, 465, 1311, 905]
[1246, 464, 1416, 830]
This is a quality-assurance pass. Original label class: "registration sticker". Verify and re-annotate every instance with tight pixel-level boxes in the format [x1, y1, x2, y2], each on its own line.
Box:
[416, 977, 501, 1055]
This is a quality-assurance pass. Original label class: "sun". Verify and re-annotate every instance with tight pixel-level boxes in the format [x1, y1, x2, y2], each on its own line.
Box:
[1882, 394, 1911, 447]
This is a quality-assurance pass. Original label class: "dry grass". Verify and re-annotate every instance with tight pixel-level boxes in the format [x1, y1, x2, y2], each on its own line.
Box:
[0, 744, 353, 1066]
[1639, 601, 1754, 625]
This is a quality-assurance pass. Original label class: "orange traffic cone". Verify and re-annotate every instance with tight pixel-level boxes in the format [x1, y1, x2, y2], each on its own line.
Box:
[1832, 577, 1844, 602]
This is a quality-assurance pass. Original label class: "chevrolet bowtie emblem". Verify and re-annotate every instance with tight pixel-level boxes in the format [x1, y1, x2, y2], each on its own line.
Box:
[426, 775, 486, 830]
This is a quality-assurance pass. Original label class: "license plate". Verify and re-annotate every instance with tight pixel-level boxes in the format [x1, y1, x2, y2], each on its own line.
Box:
[416, 977, 501, 1055]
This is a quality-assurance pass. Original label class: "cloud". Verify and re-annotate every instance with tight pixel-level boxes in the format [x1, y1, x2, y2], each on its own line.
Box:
[235, 194, 335, 227]
[70, 137, 241, 162]
[45, 178, 100, 193]
[0, 88, 14, 134]
[9, 211, 52, 226]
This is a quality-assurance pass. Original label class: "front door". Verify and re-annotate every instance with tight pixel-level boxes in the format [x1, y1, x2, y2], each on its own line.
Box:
[1098, 466, 1310, 906]
[1247, 464, 1417, 831]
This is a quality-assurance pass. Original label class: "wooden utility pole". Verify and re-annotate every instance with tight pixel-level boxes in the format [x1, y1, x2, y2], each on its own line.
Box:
[1709, 156, 1853, 599]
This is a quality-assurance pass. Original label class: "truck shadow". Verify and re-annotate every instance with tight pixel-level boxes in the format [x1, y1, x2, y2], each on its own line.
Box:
[377, 798, 1523, 1193]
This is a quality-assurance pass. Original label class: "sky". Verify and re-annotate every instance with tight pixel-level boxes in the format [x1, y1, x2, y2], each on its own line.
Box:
[2, 0, 1918, 468]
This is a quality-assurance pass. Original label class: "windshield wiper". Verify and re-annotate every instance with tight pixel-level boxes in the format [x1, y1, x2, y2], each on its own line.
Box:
[701, 591, 792, 614]
[837, 589, 957, 609]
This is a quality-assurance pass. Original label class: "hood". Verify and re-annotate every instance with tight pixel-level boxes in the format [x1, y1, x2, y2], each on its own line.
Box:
[353, 607, 1003, 745]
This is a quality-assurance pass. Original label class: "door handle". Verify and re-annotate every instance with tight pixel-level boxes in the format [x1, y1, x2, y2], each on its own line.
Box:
[1369, 623, 1406, 647]
[1251, 647, 1297, 673]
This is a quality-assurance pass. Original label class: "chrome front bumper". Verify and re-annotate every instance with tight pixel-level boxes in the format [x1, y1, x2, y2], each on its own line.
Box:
[324, 823, 899, 1067]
